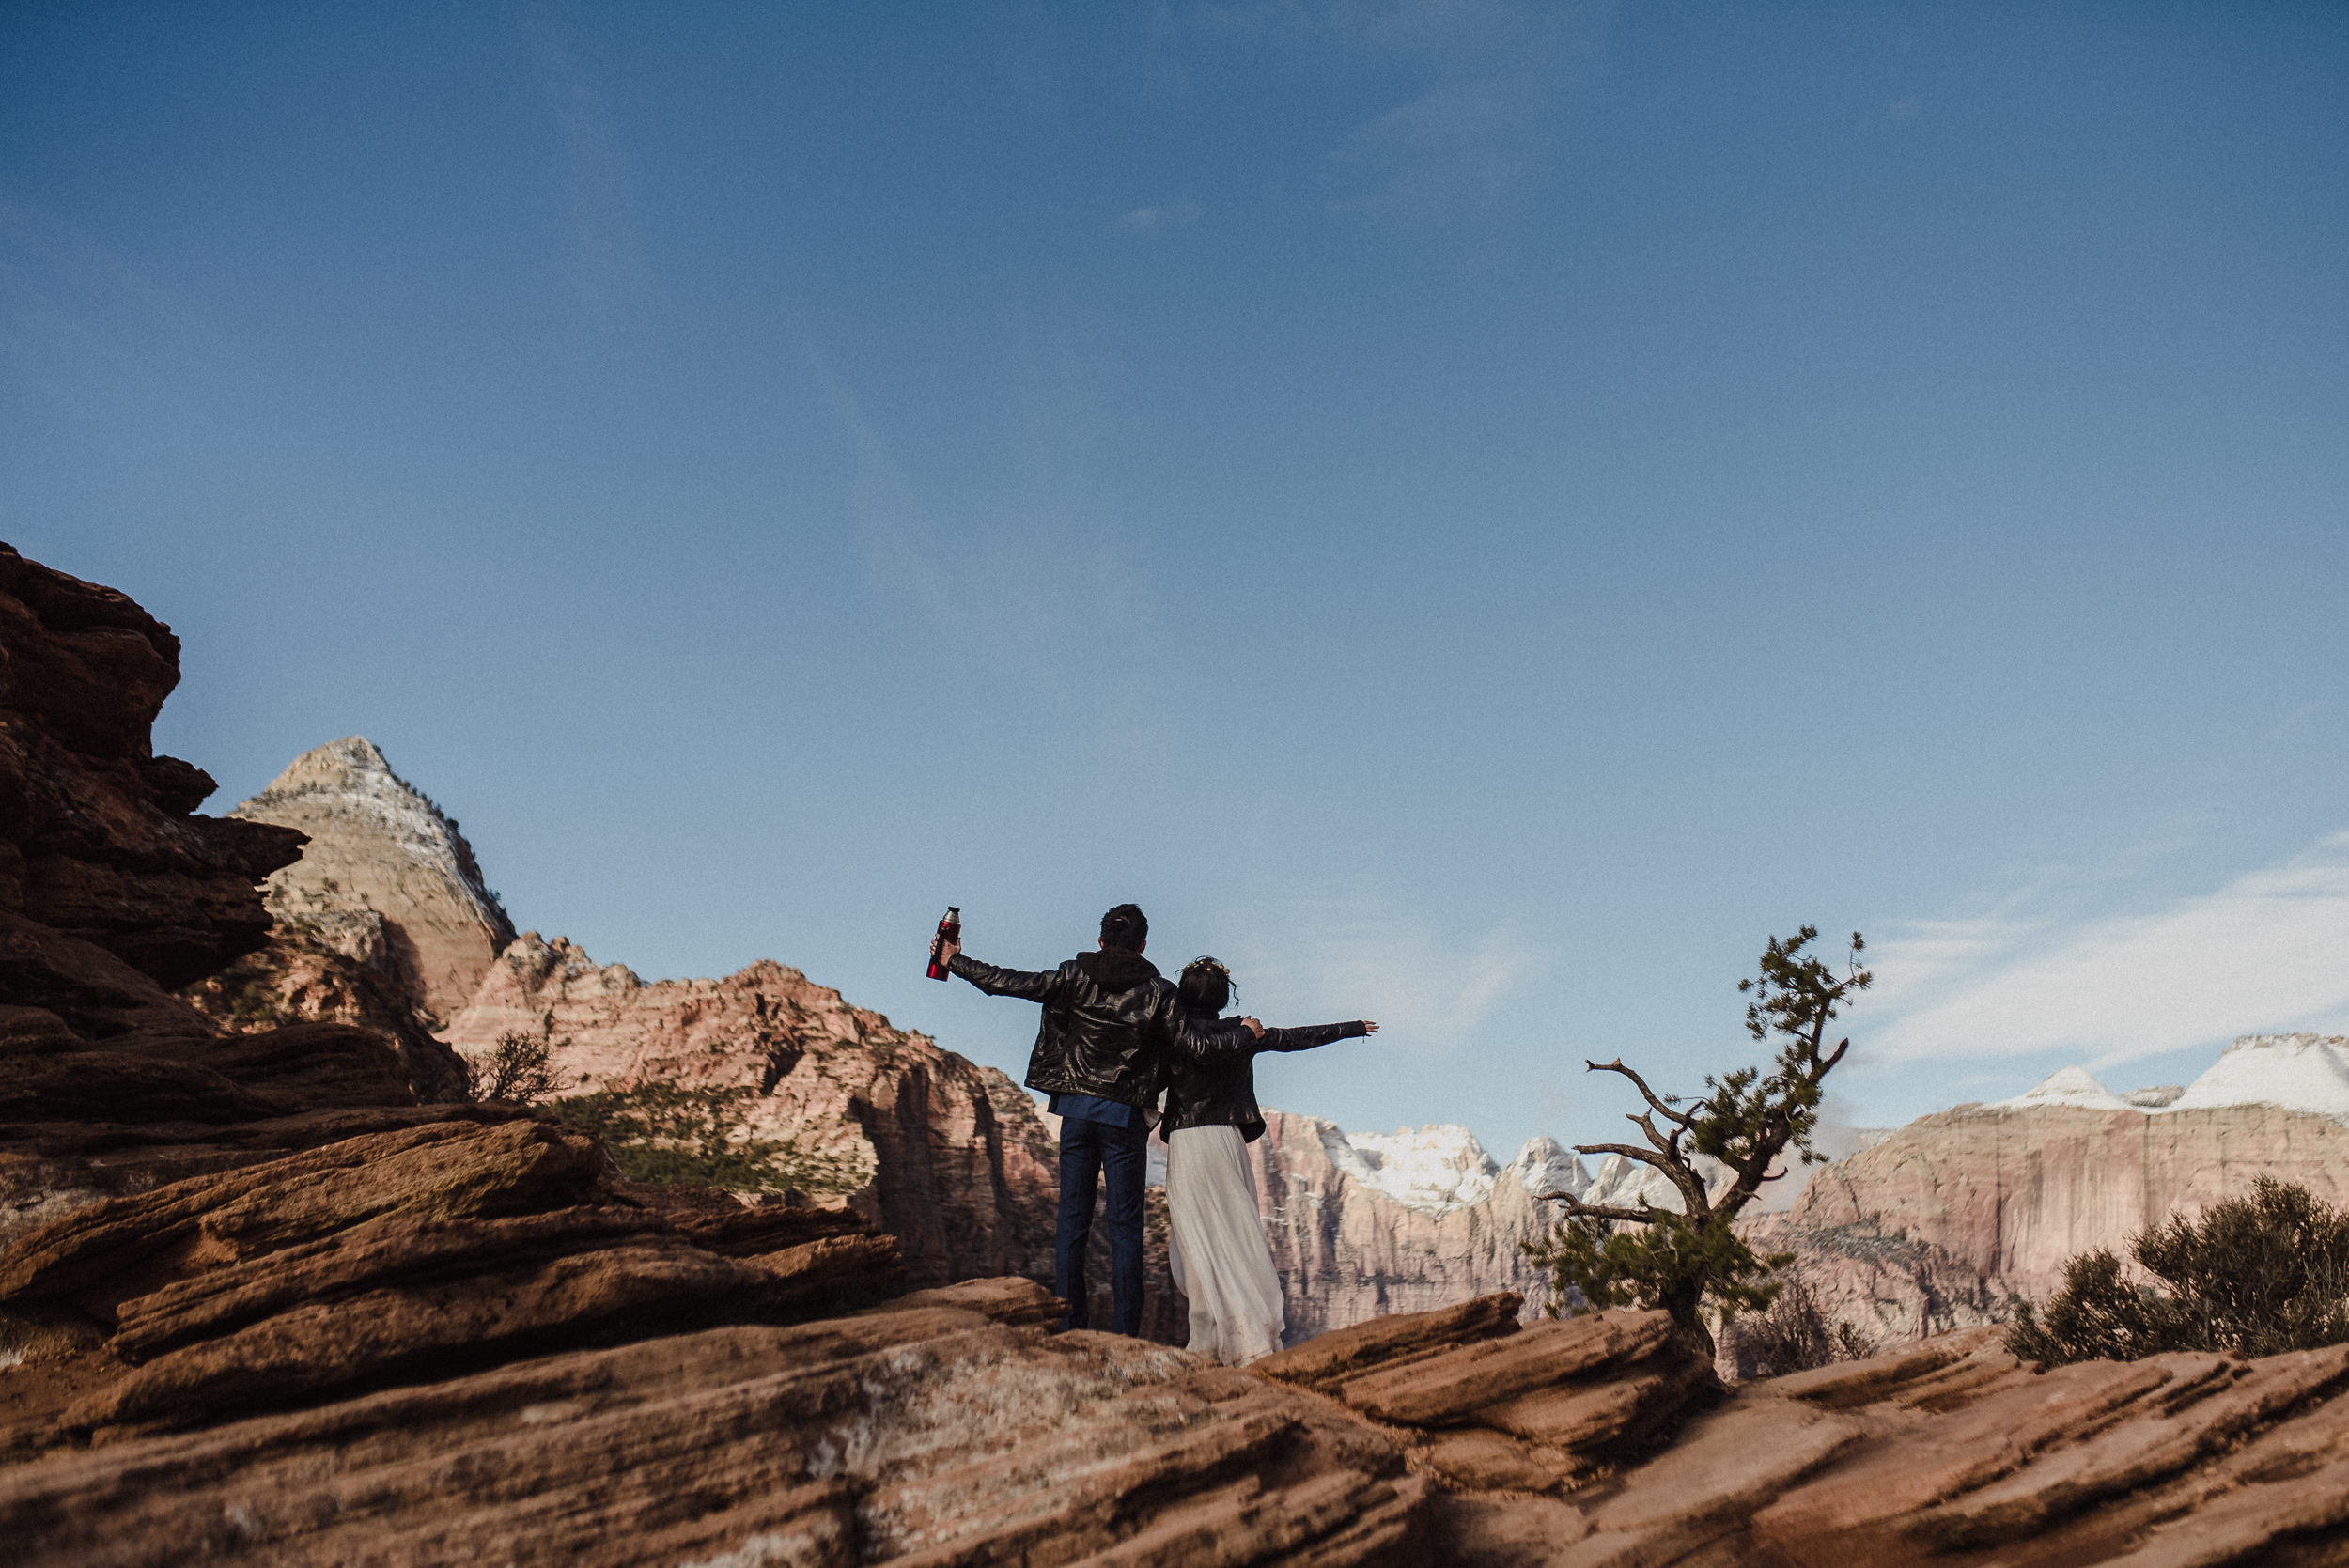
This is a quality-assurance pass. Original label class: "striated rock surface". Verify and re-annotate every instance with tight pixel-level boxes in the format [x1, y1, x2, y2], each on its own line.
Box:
[226, 737, 516, 1027]
[4, 1285, 1444, 1568]
[444, 931, 1063, 1293]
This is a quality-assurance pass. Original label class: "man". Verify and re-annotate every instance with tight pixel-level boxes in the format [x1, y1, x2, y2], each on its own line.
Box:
[941, 903, 1259, 1335]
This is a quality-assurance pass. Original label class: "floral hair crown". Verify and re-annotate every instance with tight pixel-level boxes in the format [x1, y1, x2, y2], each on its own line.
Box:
[1186, 956, 1231, 977]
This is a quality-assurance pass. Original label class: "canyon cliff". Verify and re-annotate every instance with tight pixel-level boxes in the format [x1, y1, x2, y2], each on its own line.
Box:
[1250, 1112, 1567, 1337]
[1755, 1040, 2349, 1346]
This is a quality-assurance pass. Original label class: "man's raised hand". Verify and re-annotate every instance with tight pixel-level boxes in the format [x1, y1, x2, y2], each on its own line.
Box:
[1242, 1016, 1265, 1038]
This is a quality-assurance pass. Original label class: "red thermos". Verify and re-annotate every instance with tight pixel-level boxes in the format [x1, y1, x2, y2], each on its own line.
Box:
[926, 907, 961, 981]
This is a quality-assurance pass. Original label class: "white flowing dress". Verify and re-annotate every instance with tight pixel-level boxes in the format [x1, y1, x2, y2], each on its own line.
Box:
[1165, 1122, 1285, 1364]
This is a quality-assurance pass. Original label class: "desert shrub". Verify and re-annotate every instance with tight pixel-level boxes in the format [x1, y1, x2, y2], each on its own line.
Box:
[1724, 1273, 1877, 1379]
[465, 1032, 564, 1106]
[1524, 926, 1871, 1353]
[2008, 1176, 2349, 1366]
[546, 1082, 862, 1198]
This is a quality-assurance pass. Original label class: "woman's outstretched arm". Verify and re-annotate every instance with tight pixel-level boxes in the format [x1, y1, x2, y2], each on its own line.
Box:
[1255, 1020, 1378, 1053]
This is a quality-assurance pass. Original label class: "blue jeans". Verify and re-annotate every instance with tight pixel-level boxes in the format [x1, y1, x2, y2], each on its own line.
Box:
[1056, 1112, 1148, 1334]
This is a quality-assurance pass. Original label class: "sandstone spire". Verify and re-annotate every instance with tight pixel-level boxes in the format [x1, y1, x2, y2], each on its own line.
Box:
[230, 737, 516, 1025]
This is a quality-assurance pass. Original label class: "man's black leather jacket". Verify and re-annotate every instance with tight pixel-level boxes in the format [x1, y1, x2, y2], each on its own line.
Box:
[947, 948, 1252, 1109]
[1159, 1008, 1369, 1142]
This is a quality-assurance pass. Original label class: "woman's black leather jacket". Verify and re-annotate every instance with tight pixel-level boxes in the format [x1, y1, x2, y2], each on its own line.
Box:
[948, 948, 1252, 1109]
[1159, 1007, 1369, 1142]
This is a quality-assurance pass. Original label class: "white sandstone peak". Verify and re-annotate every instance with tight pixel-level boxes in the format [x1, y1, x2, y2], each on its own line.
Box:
[1509, 1136, 1592, 1202]
[233, 737, 517, 1022]
[2170, 1034, 2349, 1122]
[1998, 1065, 2126, 1110]
[1315, 1122, 1500, 1213]
[236, 737, 506, 928]
[1582, 1153, 1686, 1212]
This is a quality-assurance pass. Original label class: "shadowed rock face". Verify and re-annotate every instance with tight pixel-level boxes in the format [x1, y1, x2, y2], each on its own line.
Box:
[227, 737, 517, 1028]
[0, 544, 304, 1017]
[0, 544, 470, 1248]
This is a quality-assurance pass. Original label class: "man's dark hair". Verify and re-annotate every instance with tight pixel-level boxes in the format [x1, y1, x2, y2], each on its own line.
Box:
[1099, 903, 1148, 952]
[1179, 957, 1234, 1015]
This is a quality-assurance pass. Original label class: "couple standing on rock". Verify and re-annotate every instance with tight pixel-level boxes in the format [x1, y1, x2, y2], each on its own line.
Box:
[939, 903, 1377, 1364]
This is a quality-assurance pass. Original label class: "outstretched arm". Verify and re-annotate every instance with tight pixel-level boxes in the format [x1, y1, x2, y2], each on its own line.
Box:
[944, 943, 1068, 1004]
[1256, 1020, 1377, 1053]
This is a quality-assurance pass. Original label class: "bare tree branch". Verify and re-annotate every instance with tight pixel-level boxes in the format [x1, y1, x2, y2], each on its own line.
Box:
[1573, 1141, 1675, 1172]
[1587, 1057, 1696, 1128]
[1547, 1200, 1664, 1225]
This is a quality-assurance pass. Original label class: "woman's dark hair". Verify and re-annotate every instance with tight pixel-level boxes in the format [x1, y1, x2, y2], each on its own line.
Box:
[1099, 903, 1148, 951]
[1179, 957, 1235, 1015]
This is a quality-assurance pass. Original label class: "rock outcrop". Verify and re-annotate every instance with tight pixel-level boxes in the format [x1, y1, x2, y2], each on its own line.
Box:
[226, 737, 516, 1027]
[443, 931, 1065, 1293]
[0, 544, 304, 1032]
[0, 544, 476, 1248]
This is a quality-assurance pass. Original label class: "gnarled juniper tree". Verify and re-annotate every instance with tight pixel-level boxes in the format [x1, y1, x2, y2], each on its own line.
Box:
[1524, 926, 1871, 1353]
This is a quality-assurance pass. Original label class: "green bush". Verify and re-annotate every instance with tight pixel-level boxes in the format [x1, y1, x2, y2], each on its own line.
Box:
[547, 1082, 861, 1198]
[2008, 1176, 2349, 1366]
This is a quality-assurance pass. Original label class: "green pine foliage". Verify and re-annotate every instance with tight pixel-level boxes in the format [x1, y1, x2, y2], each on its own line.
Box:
[2008, 1177, 2349, 1365]
[546, 1081, 862, 1198]
[1524, 926, 1872, 1352]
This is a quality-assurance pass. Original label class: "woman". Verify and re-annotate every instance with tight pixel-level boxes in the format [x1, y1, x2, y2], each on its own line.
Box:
[1159, 956, 1377, 1364]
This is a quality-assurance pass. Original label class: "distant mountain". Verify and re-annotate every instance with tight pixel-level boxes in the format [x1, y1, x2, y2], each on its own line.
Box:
[226, 737, 516, 1027]
[1752, 1034, 2349, 1346]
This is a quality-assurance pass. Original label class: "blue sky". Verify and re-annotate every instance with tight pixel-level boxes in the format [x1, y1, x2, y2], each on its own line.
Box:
[8, 2, 2348, 1162]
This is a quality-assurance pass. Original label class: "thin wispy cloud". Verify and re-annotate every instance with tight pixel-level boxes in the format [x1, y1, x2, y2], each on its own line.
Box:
[1863, 829, 2349, 1068]
[1327, 74, 1545, 221]
[1120, 201, 1202, 233]
[1217, 896, 1543, 1053]
[522, 7, 650, 331]
[1168, 0, 1600, 227]
[796, 330, 1163, 716]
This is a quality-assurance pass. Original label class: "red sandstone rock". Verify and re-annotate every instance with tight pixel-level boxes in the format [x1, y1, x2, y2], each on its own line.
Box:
[0, 1309, 1432, 1567]
[181, 931, 472, 1102]
[1336, 1311, 1678, 1427]
[1252, 1110, 1566, 1341]
[1252, 1289, 1524, 1392]
[445, 932, 1062, 1292]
